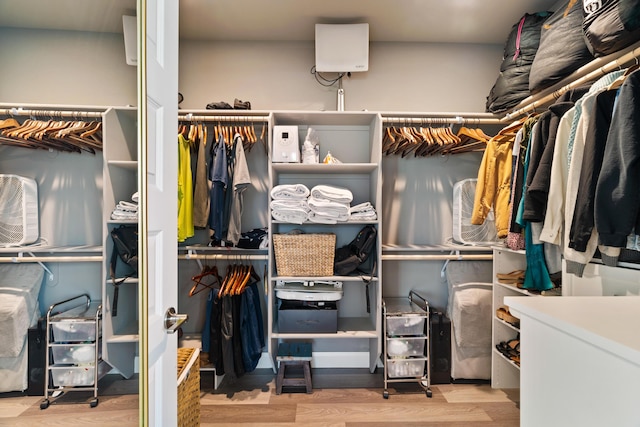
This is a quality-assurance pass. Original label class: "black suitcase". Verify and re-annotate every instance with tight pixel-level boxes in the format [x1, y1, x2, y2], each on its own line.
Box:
[26, 319, 47, 396]
[429, 307, 451, 384]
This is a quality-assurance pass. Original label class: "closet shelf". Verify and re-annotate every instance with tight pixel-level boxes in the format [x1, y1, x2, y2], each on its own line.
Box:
[107, 160, 137, 170]
[273, 317, 377, 338]
[271, 163, 377, 174]
[382, 244, 493, 261]
[272, 220, 378, 225]
[272, 275, 378, 283]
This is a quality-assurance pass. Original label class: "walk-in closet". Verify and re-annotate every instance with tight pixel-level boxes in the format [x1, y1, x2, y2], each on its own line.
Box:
[2, 0, 640, 426]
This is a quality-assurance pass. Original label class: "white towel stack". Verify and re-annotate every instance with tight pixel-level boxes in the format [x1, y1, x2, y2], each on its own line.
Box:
[270, 184, 310, 224]
[349, 202, 377, 221]
[111, 192, 138, 221]
[270, 184, 377, 224]
[307, 185, 352, 224]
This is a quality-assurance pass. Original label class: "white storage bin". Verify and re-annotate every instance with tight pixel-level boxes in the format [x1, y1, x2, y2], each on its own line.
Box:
[50, 361, 110, 387]
[387, 358, 425, 378]
[386, 336, 426, 358]
[51, 320, 99, 343]
[386, 315, 425, 336]
[51, 344, 100, 365]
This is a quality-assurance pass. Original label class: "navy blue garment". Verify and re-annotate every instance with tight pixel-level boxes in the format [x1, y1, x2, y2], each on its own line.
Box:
[208, 134, 228, 239]
[240, 282, 265, 372]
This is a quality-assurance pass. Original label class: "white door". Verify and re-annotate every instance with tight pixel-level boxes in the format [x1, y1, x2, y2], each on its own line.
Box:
[138, 0, 181, 425]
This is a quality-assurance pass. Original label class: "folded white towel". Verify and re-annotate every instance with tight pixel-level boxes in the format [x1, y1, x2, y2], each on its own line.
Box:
[349, 201, 377, 220]
[308, 197, 350, 218]
[310, 185, 353, 204]
[308, 211, 342, 224]
[270, 199, 310, 212]
[271, 184, 310, 200]
[272, 209, 308, 224]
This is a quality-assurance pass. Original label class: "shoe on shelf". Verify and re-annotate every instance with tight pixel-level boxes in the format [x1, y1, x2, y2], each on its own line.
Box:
[496, 306, 520, 327]
[496, 269, 525, 285]
[234, 98, 251, 110]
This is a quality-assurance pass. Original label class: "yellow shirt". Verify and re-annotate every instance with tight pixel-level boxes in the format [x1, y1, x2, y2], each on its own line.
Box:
[178, 133, 194, 242]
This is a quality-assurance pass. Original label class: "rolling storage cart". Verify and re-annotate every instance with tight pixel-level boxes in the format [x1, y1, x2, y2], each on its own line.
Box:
[382, 290, 431, 398]
[41, 294, 108, 409]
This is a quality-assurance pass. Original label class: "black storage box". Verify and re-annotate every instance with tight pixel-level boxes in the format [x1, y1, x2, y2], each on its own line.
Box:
[430, 307, 452, 384]
[278, 300, 337, 333]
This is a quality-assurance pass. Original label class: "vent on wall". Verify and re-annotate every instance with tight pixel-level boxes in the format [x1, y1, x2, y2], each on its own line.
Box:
[0, 175, 39, 247]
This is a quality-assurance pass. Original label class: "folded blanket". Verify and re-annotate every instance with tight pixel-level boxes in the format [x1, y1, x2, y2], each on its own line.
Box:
[308, 197, 350, 218]
[271, 184, 310, 200]
[270, 199, 310, 211]
[349, 202, 377, 220]
[308, 211, 347, 224]
[310, 185, 353, 204]
[272, 209, 309, 224]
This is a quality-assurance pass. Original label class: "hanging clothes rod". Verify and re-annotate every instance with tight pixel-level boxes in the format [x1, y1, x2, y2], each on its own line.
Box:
[502, 43, 640, 122]
[178, 113, 268, 122]
[0, 107, 103, 119]
[382, 116, 502, 126]
[381, 254, 493, 261]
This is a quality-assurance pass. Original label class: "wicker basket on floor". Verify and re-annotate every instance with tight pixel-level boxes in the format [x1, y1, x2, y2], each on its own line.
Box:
[273, 233, 336, 276]
[177, 347, 200, 427]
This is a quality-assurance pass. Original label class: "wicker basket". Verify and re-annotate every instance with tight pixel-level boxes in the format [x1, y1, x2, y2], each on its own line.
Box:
[177, 347, 200, 427]
[273, 233, 336, 276]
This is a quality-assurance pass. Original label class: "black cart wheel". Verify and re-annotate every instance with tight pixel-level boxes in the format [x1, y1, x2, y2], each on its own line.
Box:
[426, 389, 432, 398]
[40, 399, 50, 410]
[90, 398, 99, 408]
[383, 390, 389, 399]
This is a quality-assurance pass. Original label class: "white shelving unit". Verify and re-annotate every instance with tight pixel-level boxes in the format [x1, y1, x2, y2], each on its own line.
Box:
[268, 111, 383, 372]
[491, 246, 540, 389]
[101, 107, 139, 379]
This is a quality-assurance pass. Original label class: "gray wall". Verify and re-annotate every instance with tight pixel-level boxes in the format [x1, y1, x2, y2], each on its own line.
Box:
[1, 26, 498, 324]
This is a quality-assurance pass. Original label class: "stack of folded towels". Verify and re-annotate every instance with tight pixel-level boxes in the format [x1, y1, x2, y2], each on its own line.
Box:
[111, 192, 139, 221]
[307, 184, 351, 224]
[270, 184, 311, 224]
[270, 184, 377, 224]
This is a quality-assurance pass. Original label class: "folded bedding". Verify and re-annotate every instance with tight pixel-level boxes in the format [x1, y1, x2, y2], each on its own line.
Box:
[310, 185, 353, 204]
[271, 184, 310, 199]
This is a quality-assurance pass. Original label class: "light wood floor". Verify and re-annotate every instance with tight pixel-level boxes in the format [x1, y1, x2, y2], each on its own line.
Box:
[0, 370, 520, 426]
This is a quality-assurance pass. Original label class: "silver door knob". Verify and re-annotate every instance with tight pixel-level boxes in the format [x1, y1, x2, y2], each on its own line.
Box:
[164, 307, 188, 333]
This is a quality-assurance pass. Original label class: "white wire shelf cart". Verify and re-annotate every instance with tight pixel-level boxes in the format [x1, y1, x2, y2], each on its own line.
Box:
[382, 290, 432, 398]
[40, 294, 109, 409]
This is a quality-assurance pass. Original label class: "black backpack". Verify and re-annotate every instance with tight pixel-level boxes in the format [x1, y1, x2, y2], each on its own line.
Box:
[334, 225, 377, 276]
[109, 225, 139, 316]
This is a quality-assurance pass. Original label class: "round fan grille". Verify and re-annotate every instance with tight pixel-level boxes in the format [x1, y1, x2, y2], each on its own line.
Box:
[453, 179, 499, 245]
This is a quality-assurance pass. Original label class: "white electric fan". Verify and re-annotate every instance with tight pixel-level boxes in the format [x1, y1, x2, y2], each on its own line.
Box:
[452, 178, 500, 245]
[0, 174, 39, 246]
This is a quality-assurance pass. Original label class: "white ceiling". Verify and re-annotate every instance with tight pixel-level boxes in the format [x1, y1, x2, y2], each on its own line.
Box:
[0, 0, 560, 44]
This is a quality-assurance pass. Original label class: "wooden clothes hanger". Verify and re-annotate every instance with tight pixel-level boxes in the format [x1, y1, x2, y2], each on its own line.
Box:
[189, 264, 222, 297]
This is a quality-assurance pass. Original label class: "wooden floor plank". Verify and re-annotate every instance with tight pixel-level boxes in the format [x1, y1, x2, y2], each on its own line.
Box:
[0, 371, 520, 426]
[295, 402, 493, 424]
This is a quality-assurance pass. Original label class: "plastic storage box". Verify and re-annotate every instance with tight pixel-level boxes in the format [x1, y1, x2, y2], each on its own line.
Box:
[386, 336, 426, 358]
[386, 315, 425, 336]
[51, 344, 101, 365]
[50, 360, 110, 387]
[387, 358, 426, 378]
[278, 300, 337, 333]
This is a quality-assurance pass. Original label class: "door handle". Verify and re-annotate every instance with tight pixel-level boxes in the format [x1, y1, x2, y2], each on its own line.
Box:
[164, 307, 188, 334]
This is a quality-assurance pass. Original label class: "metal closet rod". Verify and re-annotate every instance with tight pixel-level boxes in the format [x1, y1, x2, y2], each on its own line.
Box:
[0, 107, 103, 119]
[178, 113, 268, 122]
[381, 254, 493, 261]
[178, 254, 268, 261]
[502, 44, 640, 122]
[382, 115, 502, 126]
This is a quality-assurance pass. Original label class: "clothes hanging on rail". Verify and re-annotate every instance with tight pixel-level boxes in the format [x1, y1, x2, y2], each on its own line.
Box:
[227, 133, 251, 245]
[178, 132, 195, 242]
[201, 264, 265, 382]
[480, 67, 640, 287]
[193, 124, 210, 228]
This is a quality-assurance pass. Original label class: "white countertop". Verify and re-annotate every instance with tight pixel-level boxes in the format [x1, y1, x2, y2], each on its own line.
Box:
[505, 296, 640, 366]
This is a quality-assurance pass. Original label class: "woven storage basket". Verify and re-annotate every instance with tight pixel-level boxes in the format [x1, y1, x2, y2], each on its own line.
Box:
[273, 233, 336, 276]
[177, 347, 200, 427]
